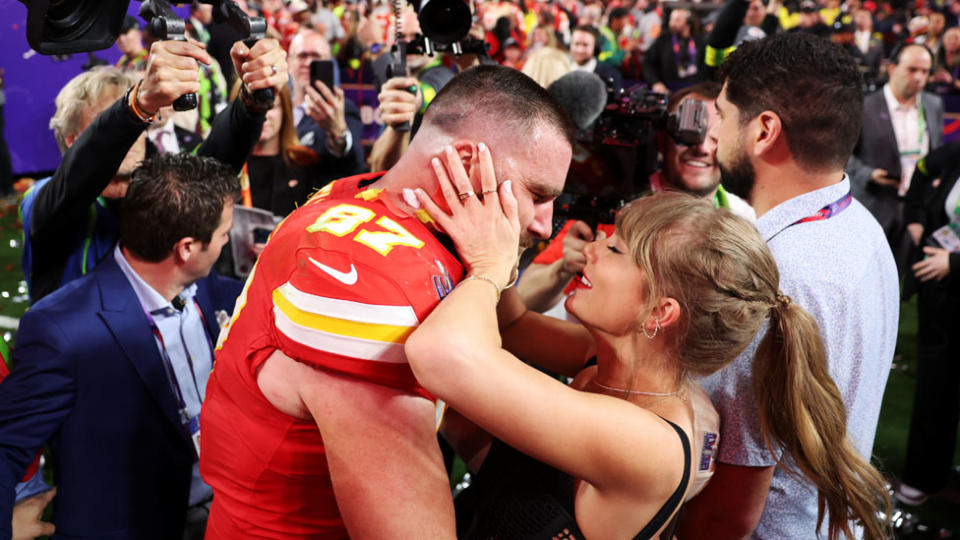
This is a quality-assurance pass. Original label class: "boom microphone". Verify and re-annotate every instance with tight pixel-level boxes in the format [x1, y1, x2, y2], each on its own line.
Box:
[547, 71, 607, 132]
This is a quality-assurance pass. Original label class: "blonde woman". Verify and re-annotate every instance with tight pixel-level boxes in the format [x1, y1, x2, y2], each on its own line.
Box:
[521, 45, 573, 88]
[406, 147, 890, 539]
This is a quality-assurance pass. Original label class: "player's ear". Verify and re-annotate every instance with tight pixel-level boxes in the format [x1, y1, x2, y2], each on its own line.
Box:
[450, 139, 480, 190]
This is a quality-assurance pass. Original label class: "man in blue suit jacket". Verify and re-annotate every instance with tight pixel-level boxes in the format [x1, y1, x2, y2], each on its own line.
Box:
[0, 154, 242, 539]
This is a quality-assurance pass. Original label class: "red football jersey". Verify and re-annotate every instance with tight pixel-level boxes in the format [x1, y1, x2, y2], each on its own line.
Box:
[201, 173, 464, 538]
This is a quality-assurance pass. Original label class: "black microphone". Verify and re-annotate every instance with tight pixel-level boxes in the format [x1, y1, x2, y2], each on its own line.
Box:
[172, 296, 186, 312]
[547, 71, 608, 132]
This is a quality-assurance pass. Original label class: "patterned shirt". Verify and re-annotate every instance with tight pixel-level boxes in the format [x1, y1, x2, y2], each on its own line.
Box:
[699, 176, 899, 538]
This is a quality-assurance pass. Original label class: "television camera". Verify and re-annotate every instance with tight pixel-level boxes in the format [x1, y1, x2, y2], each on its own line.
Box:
[18, 0, 274, 110]
[554, 87, 709, 231]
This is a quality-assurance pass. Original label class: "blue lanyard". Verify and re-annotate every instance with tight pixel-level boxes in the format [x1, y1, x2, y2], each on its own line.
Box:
[790, 191, 853, 227]
[143, 299, 213, 424]
[672, 34, 697, 68]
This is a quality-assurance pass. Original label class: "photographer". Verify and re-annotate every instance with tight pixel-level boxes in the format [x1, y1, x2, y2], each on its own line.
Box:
[518, 81, 752, 315]
[287, 29, 365, 182]
[20, 38, 287, 304]
[367, 6, 459, 172]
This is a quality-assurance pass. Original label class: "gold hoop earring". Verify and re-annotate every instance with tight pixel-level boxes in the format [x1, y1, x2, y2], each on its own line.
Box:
[642, 317, 661, 339]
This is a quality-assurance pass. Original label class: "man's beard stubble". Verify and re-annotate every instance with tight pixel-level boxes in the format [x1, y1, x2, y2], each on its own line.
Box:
[718, 150, 756, 202]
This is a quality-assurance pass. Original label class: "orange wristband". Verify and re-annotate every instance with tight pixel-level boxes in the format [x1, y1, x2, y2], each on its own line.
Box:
[127, 81, 155, 124]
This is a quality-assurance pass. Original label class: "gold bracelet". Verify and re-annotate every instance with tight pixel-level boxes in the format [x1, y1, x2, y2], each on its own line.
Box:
[460, 274, 503, 303]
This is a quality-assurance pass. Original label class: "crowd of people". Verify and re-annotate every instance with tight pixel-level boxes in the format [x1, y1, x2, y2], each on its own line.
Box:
[0, 0, 958, 537]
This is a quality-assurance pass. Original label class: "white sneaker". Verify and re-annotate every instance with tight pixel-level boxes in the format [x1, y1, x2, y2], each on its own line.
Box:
[894, 483, 928, 506]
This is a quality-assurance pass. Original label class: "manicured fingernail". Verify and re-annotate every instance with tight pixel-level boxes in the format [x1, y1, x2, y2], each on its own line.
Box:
[478, 142, 487, 153]
[431, 157, 441, 167]
[402, 188, 421, 208]
[503, 180, 512, 192]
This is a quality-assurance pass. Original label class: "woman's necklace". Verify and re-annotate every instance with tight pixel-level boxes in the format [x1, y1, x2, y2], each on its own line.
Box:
[589, 379, 686, 406]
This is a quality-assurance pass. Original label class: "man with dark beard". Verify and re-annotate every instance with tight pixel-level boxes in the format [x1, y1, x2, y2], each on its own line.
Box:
[677, 32, 898, 538]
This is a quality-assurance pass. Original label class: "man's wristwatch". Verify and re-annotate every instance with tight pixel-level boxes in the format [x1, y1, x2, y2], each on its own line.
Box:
[329, 128, 349, 148]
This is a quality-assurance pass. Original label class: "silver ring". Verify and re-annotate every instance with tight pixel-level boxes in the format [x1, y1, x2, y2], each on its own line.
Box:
[270, 64, 278, 76]
[481, 189, 497, 195]
[458, 190, 475, 201]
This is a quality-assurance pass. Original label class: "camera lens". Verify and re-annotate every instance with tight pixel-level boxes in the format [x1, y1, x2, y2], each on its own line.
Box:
[43, 0, 104, 42]
[418, 0, 471, 44]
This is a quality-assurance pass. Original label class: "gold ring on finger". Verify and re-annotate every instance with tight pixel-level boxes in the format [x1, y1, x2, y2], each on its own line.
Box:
[481, 189, 497, 195]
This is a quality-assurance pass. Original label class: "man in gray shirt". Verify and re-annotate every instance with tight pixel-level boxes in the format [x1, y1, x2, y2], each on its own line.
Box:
[677, 32, 898, 538]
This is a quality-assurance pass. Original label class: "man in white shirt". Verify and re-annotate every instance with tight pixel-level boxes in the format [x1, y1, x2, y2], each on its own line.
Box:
[847, 43, 943, 275]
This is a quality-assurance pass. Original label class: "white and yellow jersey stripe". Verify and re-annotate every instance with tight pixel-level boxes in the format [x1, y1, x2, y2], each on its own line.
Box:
[272, 282, 419, 364]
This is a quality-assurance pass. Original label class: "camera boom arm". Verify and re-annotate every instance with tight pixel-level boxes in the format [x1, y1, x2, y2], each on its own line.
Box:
[209, 0, 275, 110]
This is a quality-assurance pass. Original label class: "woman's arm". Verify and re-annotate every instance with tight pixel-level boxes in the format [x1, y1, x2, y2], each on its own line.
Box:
[498, 287, 595, 377]
[406, 270, 679, 494]
[405, 144, 684, 495]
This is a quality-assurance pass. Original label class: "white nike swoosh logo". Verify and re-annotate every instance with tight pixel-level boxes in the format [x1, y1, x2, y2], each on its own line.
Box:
[309, 257, 358, 285]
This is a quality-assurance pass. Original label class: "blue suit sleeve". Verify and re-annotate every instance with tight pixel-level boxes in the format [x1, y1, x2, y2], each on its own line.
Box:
[0, 310, 76, 537]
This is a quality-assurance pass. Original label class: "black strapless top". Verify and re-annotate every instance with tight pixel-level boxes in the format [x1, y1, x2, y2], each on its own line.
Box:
[455, 417, 691, 540]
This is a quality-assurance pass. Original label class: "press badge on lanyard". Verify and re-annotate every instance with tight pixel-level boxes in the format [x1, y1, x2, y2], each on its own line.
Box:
[931, 223, 960, 252]
[186, 412, 202, 457]
[176, 407, 202, 457]
[930, 186, 960, 253]
[145, 301, 212, 458]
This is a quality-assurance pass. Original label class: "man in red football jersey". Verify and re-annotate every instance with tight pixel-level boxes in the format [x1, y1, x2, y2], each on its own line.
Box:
[200, 65, 575, 538]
